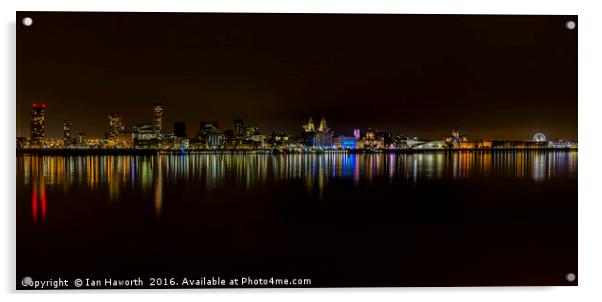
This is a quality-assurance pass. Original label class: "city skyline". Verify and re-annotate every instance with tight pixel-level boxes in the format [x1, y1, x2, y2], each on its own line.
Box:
[18, 101, 575, 142]
[17, 13, 577, 140]
[18, 100, 577, 152]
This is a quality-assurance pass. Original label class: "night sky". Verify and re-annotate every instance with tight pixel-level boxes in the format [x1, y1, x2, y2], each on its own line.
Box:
[17, 12, 577, 140]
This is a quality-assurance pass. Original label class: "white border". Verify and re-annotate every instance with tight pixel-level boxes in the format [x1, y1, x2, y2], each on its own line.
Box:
[2, 1, 601, 301]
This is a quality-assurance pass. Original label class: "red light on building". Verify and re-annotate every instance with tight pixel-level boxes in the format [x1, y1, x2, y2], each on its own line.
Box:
[32, 103, 38, 108]
[41, 103, 46, 108]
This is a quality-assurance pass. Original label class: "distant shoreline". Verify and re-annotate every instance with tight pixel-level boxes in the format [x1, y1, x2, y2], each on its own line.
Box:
[16, 148, 577, 155]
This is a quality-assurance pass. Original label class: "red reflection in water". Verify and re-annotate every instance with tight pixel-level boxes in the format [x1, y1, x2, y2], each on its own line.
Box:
[41, 184, 47, 220]
[31, 179, 46, 224]
[32, 188, 37, 223]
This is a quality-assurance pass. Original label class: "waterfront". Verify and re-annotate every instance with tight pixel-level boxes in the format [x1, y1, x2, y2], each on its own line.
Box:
[17, 151, 577, 286]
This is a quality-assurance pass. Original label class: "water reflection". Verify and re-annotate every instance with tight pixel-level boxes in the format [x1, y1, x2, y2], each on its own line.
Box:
[31, 176, 46, 224]
[18, 151, 577, 221]
[154, 155, 163, 217]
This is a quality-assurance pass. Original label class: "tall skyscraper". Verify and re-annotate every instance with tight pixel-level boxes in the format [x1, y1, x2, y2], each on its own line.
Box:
[63, 120, 72, 146]
[30, 103, 46, 146]
[153, 102, 163, 134]
[108, 113, 124, 139]
[234, 119, 245, 139]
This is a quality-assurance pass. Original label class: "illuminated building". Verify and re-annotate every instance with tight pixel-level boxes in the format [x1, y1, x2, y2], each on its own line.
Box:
[223, 130, 238, 148]
[451, 126, 461, 145]
[301, 117, 316, 147]
[301, 116, 333, 148]
[302, 117, 316, 132]
[548, 140, 578, 148]
[478, 140, 493, 148]
[392, 134, 418, 149]
[84, 137, 103, 148]
[16, 137, 29, 149]
[234, 119, 245, 139]
[333, 136, 357, 149]
[377, 131, 394, 148]
[30, 103, 46, 147]
[44, 138, 65, 149]
[318, 116, 328, 132]
[153, 102, 163, 134]
[400, 137, 424, 149]
[110, 132, 134, 149]
[445, 127, 494, 149]
[412, 140, 447, 150]
[491, 140, 547, 149]
[358, 138, 385, 149]
[249, 134, 266, 148]
[207, 128, 224, 148]
[108, 113, 124, 139]
[235, 126, 263, 148]
[357, 128, 384, 149]
[132, 102, 164, 148]
[458, 140, 493, 149]
[193, 121, 224, 149]
[177, 137, 190, 150]
[245, 126, 259, 139]
[106, 114, 133, 148]
[315, 116, 333, 147]
[76, 132, 87, 147]
[353, 129, 360, 140]
[133, 124, 160, 149]
[63, 120, 72, 147]
[220, 119, 244, 149]
[167, 122, 188, 150]
[271, 132, 289, 148]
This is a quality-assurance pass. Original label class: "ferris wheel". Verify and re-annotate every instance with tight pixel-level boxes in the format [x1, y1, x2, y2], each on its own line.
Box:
[533, 133, 547, 142]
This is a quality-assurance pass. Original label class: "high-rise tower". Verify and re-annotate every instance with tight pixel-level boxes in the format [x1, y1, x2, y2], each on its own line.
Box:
[63, 120, 72, 146]
[153, 102, 163, 134]
[30, 103, 46, 146]
[108, 113, 124, 139]
[234, 119, 245, 139]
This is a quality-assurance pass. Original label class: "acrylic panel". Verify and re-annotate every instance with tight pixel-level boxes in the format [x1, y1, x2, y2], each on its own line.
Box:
[16, 12, 577, 289]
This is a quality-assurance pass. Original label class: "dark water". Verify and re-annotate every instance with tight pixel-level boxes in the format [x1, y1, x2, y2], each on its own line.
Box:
[17, 151, 578, 287]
